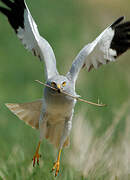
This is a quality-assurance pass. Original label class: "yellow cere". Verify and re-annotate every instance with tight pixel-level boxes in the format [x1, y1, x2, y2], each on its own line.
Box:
[57, 84, 61, 89]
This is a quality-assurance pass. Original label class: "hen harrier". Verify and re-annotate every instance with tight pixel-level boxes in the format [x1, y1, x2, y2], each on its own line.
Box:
[0, 0, 130, 176]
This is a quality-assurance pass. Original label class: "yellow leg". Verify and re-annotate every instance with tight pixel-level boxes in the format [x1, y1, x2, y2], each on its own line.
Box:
[32, 141, 41, 167]
[51, 149, 62, 177]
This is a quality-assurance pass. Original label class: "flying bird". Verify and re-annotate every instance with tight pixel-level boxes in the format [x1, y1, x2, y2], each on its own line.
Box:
[0, 0, 130, 177]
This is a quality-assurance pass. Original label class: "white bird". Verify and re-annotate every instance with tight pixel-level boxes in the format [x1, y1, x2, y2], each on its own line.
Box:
[0, 0, 130, 176]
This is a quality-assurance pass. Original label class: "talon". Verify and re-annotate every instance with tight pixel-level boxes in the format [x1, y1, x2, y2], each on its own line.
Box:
[51, 149, 62, 177]
[33, 153, 41, 167]
[51, 161, 60, 177]
[32, 141, 41, 167]
[33, 154, 41, 167]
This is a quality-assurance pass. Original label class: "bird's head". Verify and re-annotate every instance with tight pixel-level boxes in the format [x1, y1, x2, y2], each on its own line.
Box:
[46, 75, 73, 95]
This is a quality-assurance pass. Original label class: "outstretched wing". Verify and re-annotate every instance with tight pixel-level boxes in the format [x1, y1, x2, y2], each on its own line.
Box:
[0, 0, 58, 79]
[67, 16, 130, 82]
[5, 99, 43, 129]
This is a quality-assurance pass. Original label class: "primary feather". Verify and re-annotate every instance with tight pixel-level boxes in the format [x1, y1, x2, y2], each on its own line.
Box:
[0, 0, 58, 79]
[67, 16, 130, 82]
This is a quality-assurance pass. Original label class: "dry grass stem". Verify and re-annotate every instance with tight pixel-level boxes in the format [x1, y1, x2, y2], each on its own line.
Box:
[35, 80, 106, 107]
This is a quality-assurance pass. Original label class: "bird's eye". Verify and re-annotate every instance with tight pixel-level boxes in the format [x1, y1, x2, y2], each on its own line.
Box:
[62, 81, 66, 87]
[51, 82, 56, 87]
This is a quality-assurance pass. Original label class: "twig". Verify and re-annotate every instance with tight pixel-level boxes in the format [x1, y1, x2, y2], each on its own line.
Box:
[35, 80, 106, 107]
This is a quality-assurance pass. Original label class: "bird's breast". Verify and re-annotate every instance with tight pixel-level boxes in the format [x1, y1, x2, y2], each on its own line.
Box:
[44, 93, 76, 124]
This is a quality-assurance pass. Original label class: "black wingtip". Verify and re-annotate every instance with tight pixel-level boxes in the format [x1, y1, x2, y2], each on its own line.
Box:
[111, 16, 125, 29]
[0, 7, 10, 17]
[110, 16, 130, 57]
[0, 0, 26, 33]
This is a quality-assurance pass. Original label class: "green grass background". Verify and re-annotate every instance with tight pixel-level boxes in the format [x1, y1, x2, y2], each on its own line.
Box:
[0, 0, 130, 179]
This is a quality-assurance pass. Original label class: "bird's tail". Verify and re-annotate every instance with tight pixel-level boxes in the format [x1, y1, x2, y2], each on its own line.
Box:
[5, 99, 42, 129]
[45, 122, 70, 148]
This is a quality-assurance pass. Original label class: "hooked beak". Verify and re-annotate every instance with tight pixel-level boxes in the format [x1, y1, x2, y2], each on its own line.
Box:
[57, 84, 61, 93]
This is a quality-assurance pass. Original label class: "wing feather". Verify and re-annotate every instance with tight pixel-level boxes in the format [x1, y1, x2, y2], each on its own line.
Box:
[5, 99, 43, 129]
[0, 0, 58, 79]
[67, 16, 130, 82]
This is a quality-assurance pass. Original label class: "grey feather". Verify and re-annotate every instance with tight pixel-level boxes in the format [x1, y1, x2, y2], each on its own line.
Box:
[67, 16, 130, 82]
[0, 0, 58, 79]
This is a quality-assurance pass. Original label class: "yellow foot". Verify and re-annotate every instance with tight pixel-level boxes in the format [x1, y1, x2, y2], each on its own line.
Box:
[32, 141, 41, 167]
[32, 153, 41, 167]
[51, 161, 60, 177]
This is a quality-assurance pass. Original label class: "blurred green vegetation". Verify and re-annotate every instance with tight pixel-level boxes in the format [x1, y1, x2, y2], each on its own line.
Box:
[0, 0, 130, 179]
